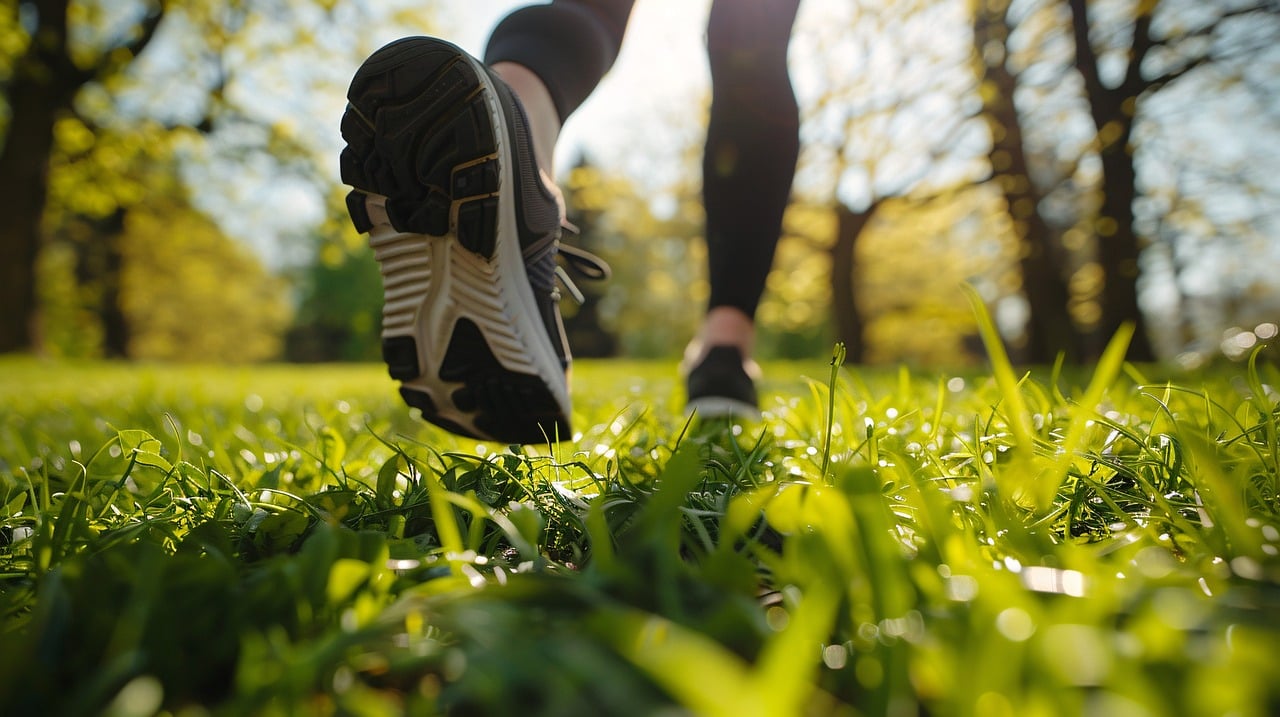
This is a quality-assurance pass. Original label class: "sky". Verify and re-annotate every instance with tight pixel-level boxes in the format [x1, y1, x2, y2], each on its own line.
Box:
[436, 0, 715, 177]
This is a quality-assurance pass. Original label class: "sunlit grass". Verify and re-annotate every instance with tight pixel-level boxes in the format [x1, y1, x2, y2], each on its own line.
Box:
[1, 350, 1278, 716]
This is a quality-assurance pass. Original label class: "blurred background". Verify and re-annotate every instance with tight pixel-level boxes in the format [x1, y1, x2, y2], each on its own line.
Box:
[1, 0, 1277, 367]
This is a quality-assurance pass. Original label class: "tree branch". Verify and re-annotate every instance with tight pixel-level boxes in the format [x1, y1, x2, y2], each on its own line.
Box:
[1149, 3, 1280, 48]
[116, 3, 166, 62]
[1067, 0, 1108, 130]
[1120, 2, 1156, 99]
[1146, 53, 1211, 93]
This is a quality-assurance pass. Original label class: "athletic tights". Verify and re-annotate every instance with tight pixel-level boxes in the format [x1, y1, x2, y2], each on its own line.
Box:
[484, 0, 802, 320]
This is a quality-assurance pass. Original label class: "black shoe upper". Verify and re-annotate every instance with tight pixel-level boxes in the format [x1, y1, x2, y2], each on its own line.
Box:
[686, 345, 759, 409]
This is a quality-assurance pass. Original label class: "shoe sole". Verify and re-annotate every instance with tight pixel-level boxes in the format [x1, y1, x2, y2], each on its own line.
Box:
[686, 396, 762, 421]
[340, 37, 571, 443]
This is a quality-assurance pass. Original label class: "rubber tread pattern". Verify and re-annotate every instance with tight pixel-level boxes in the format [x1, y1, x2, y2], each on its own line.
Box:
[340, 38, 498, 258]
[439, 319, 568, 443]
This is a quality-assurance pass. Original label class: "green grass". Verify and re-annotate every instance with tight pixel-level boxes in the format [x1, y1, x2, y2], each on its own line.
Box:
[1, 348, 1278, 716]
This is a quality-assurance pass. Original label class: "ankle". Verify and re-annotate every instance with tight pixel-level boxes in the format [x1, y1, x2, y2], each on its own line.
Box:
[491, 62, 560, 177]
[685, 306, 756, 365]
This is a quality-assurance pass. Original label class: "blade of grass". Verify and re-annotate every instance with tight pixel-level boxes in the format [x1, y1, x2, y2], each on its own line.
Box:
[821, 343, 847, 480]
[1034, 323, 1135, 508]
[963, 285, 1038, 502]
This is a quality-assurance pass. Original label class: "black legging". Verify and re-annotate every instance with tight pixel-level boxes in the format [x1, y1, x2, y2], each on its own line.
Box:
[485, 0, 802, 320]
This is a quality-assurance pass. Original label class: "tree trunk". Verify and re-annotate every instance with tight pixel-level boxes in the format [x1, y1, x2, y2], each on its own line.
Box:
[72, 208, 131, 358]
[830, 203, 875, 363]
[1067, 0, 1157, 361]
[0, 78, 63, 354]
[1090, 111, 1154, 360]
[0, 0, 81, 354]
[974, 0, 1080, 364]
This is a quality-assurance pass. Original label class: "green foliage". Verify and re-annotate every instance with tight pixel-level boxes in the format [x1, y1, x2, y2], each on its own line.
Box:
[118, 200, 292, 361]
[284, 242, 384, 362]
[562, 160, 706, 358]
[1, 351, 1279, 715]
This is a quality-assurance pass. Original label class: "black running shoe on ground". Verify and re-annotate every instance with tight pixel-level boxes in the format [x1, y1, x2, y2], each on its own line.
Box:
[685, 345, 762, 419]
[340, 37, 585, 444]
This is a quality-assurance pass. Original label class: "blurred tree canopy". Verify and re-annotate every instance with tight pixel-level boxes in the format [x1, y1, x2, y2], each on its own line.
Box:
[3, 0, 1275, 366]
[0, 0, 434, 360]
[120, 197, 291, 361]
[968, 0, 1280, 362]
[561, 0, 1278, 366]
[783, 0, 1279, 364]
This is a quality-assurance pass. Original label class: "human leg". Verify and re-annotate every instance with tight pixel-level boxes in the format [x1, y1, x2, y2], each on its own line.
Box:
[687, 0, 803, 415]
[340, 2, 632, 443]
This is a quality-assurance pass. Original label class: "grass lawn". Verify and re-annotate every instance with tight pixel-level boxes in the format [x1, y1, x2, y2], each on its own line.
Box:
[1, 346, 1278, 716]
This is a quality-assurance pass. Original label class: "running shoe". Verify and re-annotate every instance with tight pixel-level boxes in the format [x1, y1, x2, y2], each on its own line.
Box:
[340, 37, 596, 444]
[685, 345, 762, 419]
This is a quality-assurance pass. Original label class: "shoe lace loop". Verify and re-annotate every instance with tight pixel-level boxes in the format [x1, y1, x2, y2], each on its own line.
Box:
[555, 222, 611, 305]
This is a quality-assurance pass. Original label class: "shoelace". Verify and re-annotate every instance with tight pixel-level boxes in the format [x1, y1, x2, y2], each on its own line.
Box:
[555, 222, 611, 305]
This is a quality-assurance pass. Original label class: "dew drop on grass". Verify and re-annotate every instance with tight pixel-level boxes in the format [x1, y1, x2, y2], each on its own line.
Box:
[186, 430, 203, 447]
[1134, 547, 1175, 579]
[995, 608, 1035, 642]
[947, 377, 965, 392]
[1021, 567, 1087, 597]
[332, 666, 354, 694]
[1230, 556, 1264, 580]
[822, 644, 849, 670]
[244, 394, 264, 413]
[68, 440, 80, 457]
[105, 676, 164, 717]
[945, 575, 978, 601]
[1262, 525, 1279, 542]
